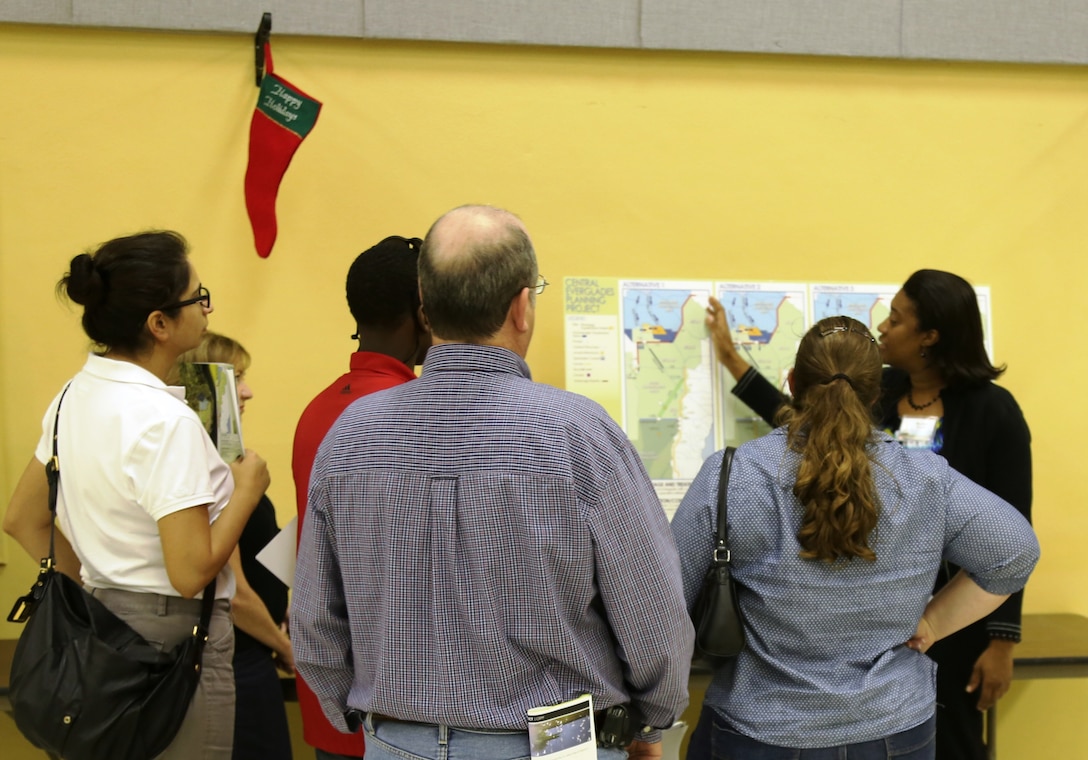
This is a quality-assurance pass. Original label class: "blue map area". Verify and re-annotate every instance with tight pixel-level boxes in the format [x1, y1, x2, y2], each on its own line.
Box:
[719, 292, 790, 345]
[813, 293, 885, 330]
[623, 289, 693, 342]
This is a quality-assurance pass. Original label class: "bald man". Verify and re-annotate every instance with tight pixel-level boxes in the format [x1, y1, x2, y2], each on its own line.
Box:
[293, 205, 693, 760]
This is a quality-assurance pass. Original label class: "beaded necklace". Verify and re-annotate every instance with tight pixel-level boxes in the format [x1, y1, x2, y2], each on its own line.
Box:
[907, 388, 941, 411]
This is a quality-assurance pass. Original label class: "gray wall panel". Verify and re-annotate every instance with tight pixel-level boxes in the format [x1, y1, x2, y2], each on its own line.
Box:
[0, 0, 72, 25]
[3, 0, 1088, 65]
[69, 0, 363, 37]
[364, 0, 640, 48]
[903, 0, 1088, 64]
[641, 0, 902, 58]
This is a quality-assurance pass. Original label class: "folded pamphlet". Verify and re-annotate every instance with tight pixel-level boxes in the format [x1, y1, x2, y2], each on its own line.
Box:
[526, 693, 596, 759]
[177, 362, 244, 462]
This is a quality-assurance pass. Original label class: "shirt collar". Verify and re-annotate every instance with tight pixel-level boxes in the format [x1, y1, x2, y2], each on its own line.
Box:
[348, 351, 419, 381]
[420, 344, 532, 381]
[82, 353, 186, 402]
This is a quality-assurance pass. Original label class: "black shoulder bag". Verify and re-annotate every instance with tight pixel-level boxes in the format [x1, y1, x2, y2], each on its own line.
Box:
[690, 446, 747, 664]
[6, 385, 216, 760]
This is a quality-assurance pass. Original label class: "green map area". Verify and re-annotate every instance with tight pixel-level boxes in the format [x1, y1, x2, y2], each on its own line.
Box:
[719, 289, 806, 447]
[622, 288, 715, 479]
[564, 278, 992, 486]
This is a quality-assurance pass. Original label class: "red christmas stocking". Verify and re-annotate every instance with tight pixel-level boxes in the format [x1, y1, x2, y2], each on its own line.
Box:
[244, 45, 322, 258]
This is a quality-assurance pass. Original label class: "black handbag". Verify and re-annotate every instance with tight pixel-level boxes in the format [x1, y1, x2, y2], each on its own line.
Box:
[690, 446, 746, 663]
[5, 385, 216, 760]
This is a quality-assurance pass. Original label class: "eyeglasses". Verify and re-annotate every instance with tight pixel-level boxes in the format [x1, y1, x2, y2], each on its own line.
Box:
[509, 275, 548, 302]
[521, 274, 549, 296]
[161, 286, 211, 312]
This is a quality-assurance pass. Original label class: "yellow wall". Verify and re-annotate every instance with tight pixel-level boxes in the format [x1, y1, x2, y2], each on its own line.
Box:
[2, 23, 1086, 758]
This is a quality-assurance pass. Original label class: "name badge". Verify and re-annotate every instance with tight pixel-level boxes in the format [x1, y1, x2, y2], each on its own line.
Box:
[896, 416, 939, 449]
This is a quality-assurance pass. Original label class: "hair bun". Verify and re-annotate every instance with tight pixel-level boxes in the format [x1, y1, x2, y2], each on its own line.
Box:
[64, 253, 106, 307]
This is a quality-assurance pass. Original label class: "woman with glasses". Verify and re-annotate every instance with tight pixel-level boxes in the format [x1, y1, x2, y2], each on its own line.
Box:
[3, 230, 269, 759]
[671, 315, 1038, 760]
[706, 269, 1031, 760]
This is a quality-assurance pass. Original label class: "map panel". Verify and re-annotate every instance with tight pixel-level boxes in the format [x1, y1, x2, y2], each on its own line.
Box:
[715, 282, 807, 448]
[810, 283, 898, 336]
[563, 277, 622, 420]
[620, 281, 714, 480]
[563, 278, 998, 493]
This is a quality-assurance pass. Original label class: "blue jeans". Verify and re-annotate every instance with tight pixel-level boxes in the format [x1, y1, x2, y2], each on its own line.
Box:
[686, 706, 935, 760]
[362, 713, 628, 760]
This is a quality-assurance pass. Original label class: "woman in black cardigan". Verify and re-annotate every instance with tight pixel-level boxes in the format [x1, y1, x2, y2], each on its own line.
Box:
[708, 269, 1031, 760]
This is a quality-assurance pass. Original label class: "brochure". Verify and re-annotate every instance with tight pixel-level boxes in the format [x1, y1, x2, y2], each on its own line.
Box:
[526, 693, 596, 759]
[177, 361, 244, 462]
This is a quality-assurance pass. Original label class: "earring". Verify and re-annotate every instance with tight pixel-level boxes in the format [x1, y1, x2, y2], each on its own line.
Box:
[920, 348, 927, 358]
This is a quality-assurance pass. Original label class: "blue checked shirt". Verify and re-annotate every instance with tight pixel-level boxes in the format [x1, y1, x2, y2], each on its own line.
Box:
[671, 430, 1039, 748]
[293, 344, 694, 735]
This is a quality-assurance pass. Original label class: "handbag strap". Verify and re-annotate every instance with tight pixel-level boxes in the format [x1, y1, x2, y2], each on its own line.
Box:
[44, 383, 73, 566]
[712, 447, 737, 566]
[46, 382, 217, 632]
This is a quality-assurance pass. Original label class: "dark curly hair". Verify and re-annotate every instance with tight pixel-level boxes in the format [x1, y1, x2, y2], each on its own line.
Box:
[57, 231, 192, 355]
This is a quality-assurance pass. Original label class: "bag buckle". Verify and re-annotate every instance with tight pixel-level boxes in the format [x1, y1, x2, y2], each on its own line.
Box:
[712, 547, 731, 564]
[7, 594, 34, 623]
[7, 559, 54, 623]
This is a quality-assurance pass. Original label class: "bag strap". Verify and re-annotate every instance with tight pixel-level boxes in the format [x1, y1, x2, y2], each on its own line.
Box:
[44, 383, 73, 568]
[711, 447, 736, 566]
[47, 383, 217, 631]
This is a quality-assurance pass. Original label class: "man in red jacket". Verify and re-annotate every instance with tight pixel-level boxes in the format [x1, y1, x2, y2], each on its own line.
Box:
[291, 235, 429, 759]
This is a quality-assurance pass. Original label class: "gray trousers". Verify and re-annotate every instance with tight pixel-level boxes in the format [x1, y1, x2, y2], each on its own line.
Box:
[88, 586, 235, 760]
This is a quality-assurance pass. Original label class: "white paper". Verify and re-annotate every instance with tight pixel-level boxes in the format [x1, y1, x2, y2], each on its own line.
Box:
[255, 515, 298, 588]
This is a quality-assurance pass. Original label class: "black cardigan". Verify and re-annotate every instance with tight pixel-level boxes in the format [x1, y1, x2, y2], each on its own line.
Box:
[732, 365, 1033, 640]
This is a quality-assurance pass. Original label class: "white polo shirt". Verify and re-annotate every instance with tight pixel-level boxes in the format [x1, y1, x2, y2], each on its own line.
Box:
[35, 353, 235, 598]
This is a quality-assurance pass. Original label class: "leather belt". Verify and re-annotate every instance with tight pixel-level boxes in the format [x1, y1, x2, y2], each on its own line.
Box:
[367, 713, 523, 734]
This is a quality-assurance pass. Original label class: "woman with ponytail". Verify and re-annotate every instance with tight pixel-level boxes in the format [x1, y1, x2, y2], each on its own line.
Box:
[707, 270, 1032, 760]
[671, 316, 1038, 760]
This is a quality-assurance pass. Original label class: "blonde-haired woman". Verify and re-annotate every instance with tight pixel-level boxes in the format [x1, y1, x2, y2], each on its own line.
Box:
[173, 331, 293, 760]
[671, 316, 1038, 760]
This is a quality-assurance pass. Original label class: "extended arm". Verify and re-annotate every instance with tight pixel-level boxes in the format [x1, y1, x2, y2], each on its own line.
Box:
[907, 569, 1009, 653]
[228, 547, 294, 671]
[969, 395, 1032, 708]
[158, 449, 269, 598]
[978, 395, 1032, 638]
[3, 456, 82, 580]
[706, 296, 752, 382]
[706, 296, 787, 426]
